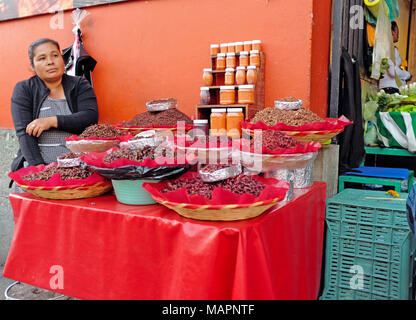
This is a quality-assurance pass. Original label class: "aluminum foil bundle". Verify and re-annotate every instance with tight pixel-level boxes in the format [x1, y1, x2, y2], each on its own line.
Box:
[123, 130, 166, 150]
[293, 162, 314, 189]
[199, 163, 242, 183]
[57, 157, 81, 168]
[266, 169, 294, 201]
[274, 98, 303, 110]
[146, 98, 177, 112]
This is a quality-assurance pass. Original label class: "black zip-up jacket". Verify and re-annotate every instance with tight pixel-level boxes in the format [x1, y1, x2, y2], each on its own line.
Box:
[10, 73, 98, 172]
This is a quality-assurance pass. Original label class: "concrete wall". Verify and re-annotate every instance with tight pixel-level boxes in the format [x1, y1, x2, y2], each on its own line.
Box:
[0, 129, 18, 264]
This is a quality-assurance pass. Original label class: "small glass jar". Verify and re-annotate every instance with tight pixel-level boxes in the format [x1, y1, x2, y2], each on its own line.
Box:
[227, 42, 236, 53]
[238, 85, 255, 104]
[210, 44, 220, 56]
[202, 68, 213, 86]
[235, 42, 244, 53]
[235, 66, 246, 85]
[200, 87, 211, 105]
[216, 53, 226, 70]
[243, 41, 252, 52]
[210, 108, 227, 136]
[224, 68, 235, 85]
[246, 66, 258, 84]
[252, 40, 261, 51]
[193, 119, 209, 136]
[226, 108, 244, 139]
[220, 43, 228, 54]
[239, 51, 249, 67]
[226, 52, 236, 69]
[250, 50, 260, 67]
[220, 86, 236, 105]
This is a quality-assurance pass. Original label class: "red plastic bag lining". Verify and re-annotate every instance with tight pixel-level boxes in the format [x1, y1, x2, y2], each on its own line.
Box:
[237, 139, 322, 155]
[8, 164, 107, 189]
[142, 171, 289, 206]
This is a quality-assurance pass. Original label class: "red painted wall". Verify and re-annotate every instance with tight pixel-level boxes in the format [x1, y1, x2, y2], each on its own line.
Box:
[0, 0, 331, 129]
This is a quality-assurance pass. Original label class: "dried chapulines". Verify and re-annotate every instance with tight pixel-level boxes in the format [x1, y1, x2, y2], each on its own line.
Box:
[79, 124, 122, 139]
[251, 130, 300, 151]
[103, 145, 175, 163]
[23, 166, 93, 181]
[58, 152, 82, 160]
[161, 174, 265, 200]
[251, 108, 324, 127]
[121, 109, 193, 127]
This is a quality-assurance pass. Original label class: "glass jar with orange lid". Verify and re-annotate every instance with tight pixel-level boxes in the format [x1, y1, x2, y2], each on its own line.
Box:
[210, 44, 220, 56]
[226, 52, 236, 69]
[224, 68, 235, 85]
[249, 50, 260, 67]
[210, 108, 227, 137]
[238, 85, 255, 104]
[235, 42, 244, 53]
[220, 86, 236, 105]
[216, 53, 226, 70]
[243, 41, 252, 52]
[252, 40, 261, 51]
[220, 43, 228, 54]
[246, 66, 258, 84]
[235, 66, 246, 85]
[202, 68, 213, 86]
[239, 51, 249, 67]
[226, 108, 244, 139]
[227, 42, 236, 53]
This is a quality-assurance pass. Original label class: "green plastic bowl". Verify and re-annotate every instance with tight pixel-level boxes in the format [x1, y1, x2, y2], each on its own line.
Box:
[111, 179, 159, 205]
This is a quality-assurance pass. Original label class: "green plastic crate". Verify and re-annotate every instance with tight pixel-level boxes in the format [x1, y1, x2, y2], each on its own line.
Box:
[320, 189, 416, 300]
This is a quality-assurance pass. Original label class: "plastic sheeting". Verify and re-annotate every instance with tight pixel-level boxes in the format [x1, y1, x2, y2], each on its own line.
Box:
[3, 183, 326, 300]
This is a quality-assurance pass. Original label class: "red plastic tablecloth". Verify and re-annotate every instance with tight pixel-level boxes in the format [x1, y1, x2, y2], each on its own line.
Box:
[3, 182, 326, 300]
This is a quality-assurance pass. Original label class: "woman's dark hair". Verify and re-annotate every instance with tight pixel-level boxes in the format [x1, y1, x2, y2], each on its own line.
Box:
[28, 38, 61, 67]
[391, 21, 398, 32]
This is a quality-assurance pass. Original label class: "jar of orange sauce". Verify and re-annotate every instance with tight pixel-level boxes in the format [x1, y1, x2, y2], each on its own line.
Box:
[249, 50, 260, 67]
[202, 68, 213, 86]
[252, 40, 261, 51]
[235, 42, 244, 53]
[210, 44, 220, 56]
[226, 108, 244, 139]
[239, 51, 249, 67]
[220, 43, 228, 54]
[246, 66, 258, 84]
[238, 85, 255, 104]
[210, 108, 227, 136]
[216, 53, 226, 70]
[220, 86, 236, 105]
[235, 66, 246, 85]
[226, 52, 236, 69]
[227, 42, 236, 53]
[243, 41, 252, 52]
[225, 68, 235, 85]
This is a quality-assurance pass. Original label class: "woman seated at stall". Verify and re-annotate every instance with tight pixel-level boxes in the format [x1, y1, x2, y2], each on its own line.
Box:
[10, 38, 98, 172]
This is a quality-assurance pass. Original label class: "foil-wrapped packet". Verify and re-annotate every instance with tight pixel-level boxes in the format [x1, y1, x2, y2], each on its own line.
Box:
[199, 163, 242, 183]
[57, 157, 81, 168]
[146, 98, 177, 112]
[274, 98, 303, 110]
[293, 162, 314, 189]
[127, 130, 166, 149]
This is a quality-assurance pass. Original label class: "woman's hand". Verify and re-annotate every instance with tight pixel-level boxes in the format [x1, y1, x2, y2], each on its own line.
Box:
[26, 117, 58, 138]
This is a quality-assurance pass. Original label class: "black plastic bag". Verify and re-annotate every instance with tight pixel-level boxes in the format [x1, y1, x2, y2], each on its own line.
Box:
[80, 161, 190, 181]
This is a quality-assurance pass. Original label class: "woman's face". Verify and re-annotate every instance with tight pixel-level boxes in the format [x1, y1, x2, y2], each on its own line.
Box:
[32, 42, 65, 83]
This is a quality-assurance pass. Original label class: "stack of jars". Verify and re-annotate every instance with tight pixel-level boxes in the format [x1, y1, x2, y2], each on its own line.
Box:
[210, 40, 262, 55]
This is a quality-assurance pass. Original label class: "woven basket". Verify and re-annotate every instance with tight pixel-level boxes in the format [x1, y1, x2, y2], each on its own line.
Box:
[242, 128, 344, 144]
[17, 181, 113, 200]
[154, 197, 282, 221]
